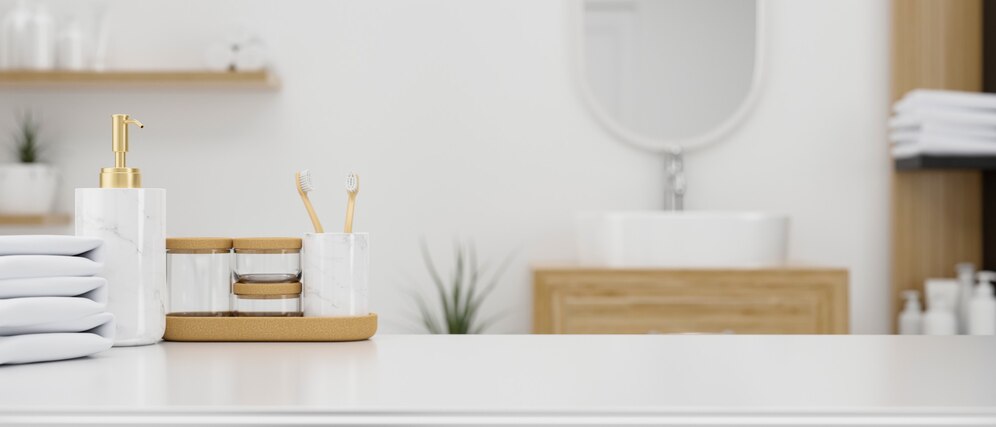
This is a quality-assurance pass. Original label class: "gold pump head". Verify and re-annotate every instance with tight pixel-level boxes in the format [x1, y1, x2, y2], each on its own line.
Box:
[100, 114, 145, 188]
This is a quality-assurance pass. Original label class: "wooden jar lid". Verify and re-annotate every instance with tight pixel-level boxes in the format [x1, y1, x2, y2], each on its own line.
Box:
[232, 237, 302, 250]
[233, 282, 302, 296]
[166, 237, 233, 250]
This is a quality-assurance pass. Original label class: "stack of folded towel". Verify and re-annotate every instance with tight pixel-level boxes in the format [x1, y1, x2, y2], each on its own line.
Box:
[890, 89, 996, 158]
[0, 235, 114, 365]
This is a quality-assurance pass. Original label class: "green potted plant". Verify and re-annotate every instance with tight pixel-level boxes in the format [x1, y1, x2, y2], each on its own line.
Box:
[411, 239, 514, 334]
[0, 112, 58, 215]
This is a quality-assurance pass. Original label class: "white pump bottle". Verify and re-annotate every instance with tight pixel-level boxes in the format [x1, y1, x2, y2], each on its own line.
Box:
[76, 114, 166, 346]
[898, 290, 923, 335]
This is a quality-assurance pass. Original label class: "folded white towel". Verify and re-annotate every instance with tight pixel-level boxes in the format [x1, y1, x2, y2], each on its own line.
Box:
[0, 295, 107, 331]
[0, 235, 103, 258]
[0, 312, 112, 336]
[0, 255, 102, 280]
[0, 319, 114, 365]
[0, 276, 106, 299]
[890, 108, 996, 129]
[890, 126, 996, 143]
[0, 235, 114, 365]
[892, 135, 996, 158]
[895, 89, 996, 113]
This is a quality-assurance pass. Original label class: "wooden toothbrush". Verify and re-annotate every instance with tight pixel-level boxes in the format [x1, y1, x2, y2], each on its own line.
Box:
[296, 170, 324, 233]
[344, 172, 359, 233]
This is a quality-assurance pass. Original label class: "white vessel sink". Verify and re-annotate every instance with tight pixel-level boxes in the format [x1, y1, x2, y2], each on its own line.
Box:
[577, 211, 788, 268]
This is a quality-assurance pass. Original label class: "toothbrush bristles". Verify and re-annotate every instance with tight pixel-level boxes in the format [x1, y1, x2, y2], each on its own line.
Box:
[345, 172, 359, 193]
[298, 169, 314, 193]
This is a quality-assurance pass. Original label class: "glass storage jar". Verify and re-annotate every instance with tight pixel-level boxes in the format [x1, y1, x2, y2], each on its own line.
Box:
[233, 282, 302, 317]
[232, 237, 302, 283]
[166, 237, 233, 317]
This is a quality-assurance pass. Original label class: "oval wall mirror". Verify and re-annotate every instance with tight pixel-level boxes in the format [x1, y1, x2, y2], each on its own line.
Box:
[573, 0, 766, 153]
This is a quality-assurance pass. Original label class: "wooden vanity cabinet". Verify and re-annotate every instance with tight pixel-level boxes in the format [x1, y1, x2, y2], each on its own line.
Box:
[533, 267, 848, 334]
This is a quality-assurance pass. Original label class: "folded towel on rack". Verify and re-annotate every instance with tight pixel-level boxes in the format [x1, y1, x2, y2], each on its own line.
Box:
[891, 135, 996, 158]
[0, 235, 103, 258]
[889, 107, 996, 129]
[0, 255, 102, 280]
[0, 276, 106, 299]
[890, 126, 996, 143]
[894, 89, 996, 114]
[0, 319, 114, 365]
[890, 119, 996, 139]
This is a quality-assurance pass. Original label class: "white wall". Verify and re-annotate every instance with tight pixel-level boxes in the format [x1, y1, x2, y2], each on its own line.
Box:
[684, 1, 891, 333]
[0, 0, 891, 333]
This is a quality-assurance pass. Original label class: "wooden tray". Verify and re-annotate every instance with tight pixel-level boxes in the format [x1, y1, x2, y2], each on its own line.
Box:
[164, 313, 377, 342]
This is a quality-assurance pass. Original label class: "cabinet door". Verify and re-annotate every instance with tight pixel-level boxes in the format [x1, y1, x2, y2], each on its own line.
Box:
[533, 269, 848, 334]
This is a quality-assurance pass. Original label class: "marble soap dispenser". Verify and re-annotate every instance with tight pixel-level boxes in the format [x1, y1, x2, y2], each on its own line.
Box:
[76, 114, 166, 346]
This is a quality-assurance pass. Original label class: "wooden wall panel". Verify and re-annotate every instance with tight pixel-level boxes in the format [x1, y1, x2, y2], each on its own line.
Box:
[891, 0, 984, 330]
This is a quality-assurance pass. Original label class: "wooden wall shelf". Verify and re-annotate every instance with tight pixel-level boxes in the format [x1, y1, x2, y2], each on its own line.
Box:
[0, 214, 71, 226]
[0, 70, 279, 89]
[895, 155, 996, 170]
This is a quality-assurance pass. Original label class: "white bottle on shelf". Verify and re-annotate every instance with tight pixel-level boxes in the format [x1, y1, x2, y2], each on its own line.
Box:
[924, 297, 957, 335]
[969, 272, 996, 335]
[956, 263, 975, 333]
[24, 3, 53, 70]
[0, 0, 32, 70]
[56, 19, 85, 71]
[898, 290, 923, 335]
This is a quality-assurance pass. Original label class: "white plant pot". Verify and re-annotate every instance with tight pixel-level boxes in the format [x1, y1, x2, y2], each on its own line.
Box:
[0, 163, 59, 215]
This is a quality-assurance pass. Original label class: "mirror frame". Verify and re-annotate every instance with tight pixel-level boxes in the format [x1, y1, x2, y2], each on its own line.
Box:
[570, 0, 768, 153]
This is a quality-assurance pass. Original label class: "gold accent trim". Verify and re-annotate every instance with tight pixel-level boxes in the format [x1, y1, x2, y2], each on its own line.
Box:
[166, 237, 233, 251]
[232, 237, 302, 250]
[234, 248, 299, 255]
[235, 294, 300, 300]
[233, 281, 302, 296]
[99, 114, 144, 189]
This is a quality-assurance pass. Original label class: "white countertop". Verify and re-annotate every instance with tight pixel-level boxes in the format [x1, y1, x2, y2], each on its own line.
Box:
[1, 335, 995, 425]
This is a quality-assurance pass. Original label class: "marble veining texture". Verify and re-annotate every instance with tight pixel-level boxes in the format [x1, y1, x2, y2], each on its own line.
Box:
[302, 233, 369, 317]
[76, 188, 166, 346]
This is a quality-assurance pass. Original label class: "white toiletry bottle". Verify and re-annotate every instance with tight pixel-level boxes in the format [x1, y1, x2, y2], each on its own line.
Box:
[956, 263, 975, 333]
[24, 3, 53, 70]
[76, 114, 166, 346]
[969, 271, 996, 335]
[0, 0, 31, 70]
[923, 296, 957, 335]
[898, 290, 923, 335]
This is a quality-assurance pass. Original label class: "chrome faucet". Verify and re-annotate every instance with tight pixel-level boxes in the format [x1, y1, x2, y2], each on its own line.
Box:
[665, 147, 685, 211]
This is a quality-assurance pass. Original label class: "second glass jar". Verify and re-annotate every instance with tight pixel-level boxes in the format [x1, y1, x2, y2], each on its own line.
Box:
[233, 237, 302, 283]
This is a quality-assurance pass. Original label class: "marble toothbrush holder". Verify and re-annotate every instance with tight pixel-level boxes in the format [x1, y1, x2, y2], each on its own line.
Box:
[302, 233, 369, 317]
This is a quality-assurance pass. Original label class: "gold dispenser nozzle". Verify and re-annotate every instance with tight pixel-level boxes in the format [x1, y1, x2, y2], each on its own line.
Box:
[100, 114, 145, 189]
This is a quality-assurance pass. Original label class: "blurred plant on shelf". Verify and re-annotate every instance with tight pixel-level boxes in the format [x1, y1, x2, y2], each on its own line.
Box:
[410, 239, 513, 334]
[0, 111, 59, 215]
[12, 111, 42, 163]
